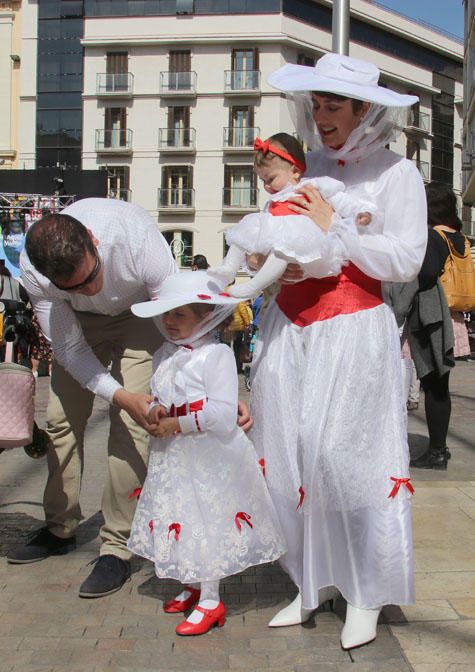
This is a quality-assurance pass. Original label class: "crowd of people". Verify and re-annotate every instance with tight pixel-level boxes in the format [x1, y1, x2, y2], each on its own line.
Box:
[3, 52, 473, 648]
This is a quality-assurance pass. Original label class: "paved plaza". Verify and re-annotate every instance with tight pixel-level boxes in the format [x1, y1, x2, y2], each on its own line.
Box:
[0, 362, 474, 672]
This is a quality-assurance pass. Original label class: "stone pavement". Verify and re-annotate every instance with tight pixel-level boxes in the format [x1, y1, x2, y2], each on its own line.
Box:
[0, 363, 474, 672]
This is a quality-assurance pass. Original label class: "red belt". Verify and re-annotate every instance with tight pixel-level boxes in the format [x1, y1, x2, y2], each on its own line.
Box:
[169, 399, 205, 417]
[276, 263, 383, 327]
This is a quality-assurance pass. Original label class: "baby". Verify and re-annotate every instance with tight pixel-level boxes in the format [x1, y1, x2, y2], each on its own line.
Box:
[209, 133, 375, 298]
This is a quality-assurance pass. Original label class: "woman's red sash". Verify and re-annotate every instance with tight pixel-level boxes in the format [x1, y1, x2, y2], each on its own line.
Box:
[276, 263, 383, 327]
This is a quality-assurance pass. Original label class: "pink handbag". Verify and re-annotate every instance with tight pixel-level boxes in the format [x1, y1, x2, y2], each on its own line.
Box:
[0, 342, 35, 449]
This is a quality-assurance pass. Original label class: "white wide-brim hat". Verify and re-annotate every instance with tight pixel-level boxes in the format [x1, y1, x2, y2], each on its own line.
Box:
[268, 53, 418, 108]
[132, 270, 242, 318]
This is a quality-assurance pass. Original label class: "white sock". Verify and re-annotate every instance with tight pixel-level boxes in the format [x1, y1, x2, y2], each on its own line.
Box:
[173, 583, 199, 603]
[185, 581, 220, 624]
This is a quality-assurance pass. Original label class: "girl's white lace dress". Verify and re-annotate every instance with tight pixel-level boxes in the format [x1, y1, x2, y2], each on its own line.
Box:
[128, 337, 286, 583]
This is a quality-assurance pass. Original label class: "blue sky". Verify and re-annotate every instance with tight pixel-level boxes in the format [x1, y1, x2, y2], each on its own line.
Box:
[374, 0, 464, 41]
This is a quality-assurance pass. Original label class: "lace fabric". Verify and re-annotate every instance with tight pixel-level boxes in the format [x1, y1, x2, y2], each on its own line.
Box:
[288, 92, 410, 163]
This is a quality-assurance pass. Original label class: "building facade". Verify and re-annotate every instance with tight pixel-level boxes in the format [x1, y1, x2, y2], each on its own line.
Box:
[463, 0, 475, 236]
[0, 1, 22, 169]
[8, 0, 467, 264]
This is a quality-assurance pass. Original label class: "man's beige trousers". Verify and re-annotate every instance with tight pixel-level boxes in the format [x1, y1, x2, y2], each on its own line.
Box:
[44, 310, 160, 560]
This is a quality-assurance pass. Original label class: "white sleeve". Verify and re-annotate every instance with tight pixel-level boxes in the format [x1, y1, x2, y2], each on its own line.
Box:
[30, 293, 122, 402]
[178, 345, 238, 436]
[308, 160, 427, 282]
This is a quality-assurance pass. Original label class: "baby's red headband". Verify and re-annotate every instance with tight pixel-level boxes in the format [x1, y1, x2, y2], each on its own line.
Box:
[253, 137, 306, 173]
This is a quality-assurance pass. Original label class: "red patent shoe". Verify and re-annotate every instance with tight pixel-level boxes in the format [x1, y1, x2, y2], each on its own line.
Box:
[175, 601, 226, 636]
[163, 586, 200, 613]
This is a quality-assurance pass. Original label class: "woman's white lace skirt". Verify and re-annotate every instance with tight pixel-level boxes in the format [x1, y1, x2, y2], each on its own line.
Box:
[250, 299, 415, 609]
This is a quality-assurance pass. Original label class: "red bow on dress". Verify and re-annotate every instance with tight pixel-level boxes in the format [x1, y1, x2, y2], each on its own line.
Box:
[235, 512, 253, 532]
[168, 523, 181, 541]
[388, 477, 415, 499]
[297, 486, 305, 509]
[128, 487, 142, 500]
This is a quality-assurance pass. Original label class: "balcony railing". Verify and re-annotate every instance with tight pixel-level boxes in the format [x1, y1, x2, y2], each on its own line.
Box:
[406, 110, 431, 135]
[158, 128, 196, 151]
[223, 127, 259, 150]
[95, 129, 133, 153]
[159, 71, 197, 95]
[96, 73, 134, 96]
[224, 70, 260, 94]
[108, 188, 131, 201]
[158, 188, 195, 210]
[411, 158, 430, 181]
[222, 187, 258, 210]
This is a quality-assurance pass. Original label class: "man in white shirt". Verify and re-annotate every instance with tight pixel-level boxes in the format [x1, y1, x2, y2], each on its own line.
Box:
[7, 198, 178, 598]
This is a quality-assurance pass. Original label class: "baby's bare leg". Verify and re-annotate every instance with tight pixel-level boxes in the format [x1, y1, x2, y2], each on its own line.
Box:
[228, 252, 288, 298]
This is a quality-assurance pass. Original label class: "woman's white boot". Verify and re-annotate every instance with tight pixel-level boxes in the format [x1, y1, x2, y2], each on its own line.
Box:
[268, 593, 313, 627]
[340, 603, 381, 650]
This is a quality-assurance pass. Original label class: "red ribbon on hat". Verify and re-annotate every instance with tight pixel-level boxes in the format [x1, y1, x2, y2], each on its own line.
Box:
[388, 477, 415, 499]
[197, 294, 211, 300]
[168, 523, 181, 541]
[253, 137, 306, 173]
[235, 512, 253, 532]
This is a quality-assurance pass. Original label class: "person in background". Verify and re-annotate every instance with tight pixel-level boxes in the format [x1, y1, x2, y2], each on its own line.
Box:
[408, 182, 465, 470]
[191, 254, 209, 271]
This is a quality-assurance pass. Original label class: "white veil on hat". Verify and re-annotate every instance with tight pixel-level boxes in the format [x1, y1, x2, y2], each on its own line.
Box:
[268, 54, 417, 163]
[131, 270, 242, 347]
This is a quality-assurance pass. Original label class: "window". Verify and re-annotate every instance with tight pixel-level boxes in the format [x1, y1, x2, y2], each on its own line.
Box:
[231, 49, 259, 89]
[164, 230, 193, 268]
[101, 165, 130, 200]
[223, 165, 257, 207]
[169, 50, 191, 90]
[226, 106, 255, 148]
[104, 108, 127, 148]
[160, 166, 194, 206]
[167, 106, 191, 147]
[105, 52, 129, 92]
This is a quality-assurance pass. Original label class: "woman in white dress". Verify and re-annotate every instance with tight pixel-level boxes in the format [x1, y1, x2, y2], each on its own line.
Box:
[127, 270, 285, 636]
[249, 53, 428, 649]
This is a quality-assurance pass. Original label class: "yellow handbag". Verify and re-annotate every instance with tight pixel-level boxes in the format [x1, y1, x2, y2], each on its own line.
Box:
[435, 228, 475, 312]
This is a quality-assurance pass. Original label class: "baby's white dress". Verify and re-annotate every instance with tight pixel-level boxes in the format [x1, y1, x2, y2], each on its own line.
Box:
[127, 336, 286, 583]
[225, 176, 375, 265]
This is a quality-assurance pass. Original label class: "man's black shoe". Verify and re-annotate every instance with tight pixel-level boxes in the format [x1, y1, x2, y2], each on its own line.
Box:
[79, 554, 131, 598]
[7, 526, 76, 564]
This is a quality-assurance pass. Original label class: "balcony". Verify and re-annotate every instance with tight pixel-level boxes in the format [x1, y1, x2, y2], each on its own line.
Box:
[96, 73, 134, 97]
[411, 158, 430, 182]
[223, 127, 259, 152]
[222, 187, 258, 213]
[159, 71, 197, 96]
[95, 129, 133, 154]
[158, 128, 196, 153]
[108, 188, 132, 201]
[158, 188, 195, 213]
[224, 70, 260, 95]
[405, 110, 432, 137]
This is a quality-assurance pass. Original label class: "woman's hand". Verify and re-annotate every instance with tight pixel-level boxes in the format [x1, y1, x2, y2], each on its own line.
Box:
[237, 400, 253, 432]
[287, 185, 334, 232]
[245, 254, 304, 285]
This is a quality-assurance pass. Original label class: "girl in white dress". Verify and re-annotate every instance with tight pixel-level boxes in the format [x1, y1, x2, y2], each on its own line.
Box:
[209, 133, 375, 298]
[127, 270, 285, 637]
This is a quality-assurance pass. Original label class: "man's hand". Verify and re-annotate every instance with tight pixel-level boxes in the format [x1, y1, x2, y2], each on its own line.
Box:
[150, 417, 180, 438]
[113, 388, 158, 432]
[238, 400, 253, 432]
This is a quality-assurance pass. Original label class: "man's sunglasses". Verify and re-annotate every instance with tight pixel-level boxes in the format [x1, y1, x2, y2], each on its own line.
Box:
[52, 250, 101, 292]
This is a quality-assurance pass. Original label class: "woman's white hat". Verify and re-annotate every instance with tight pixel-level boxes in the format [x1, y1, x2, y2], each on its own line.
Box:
[268, 53, 418, 108]
[132, 270, 242, 318]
